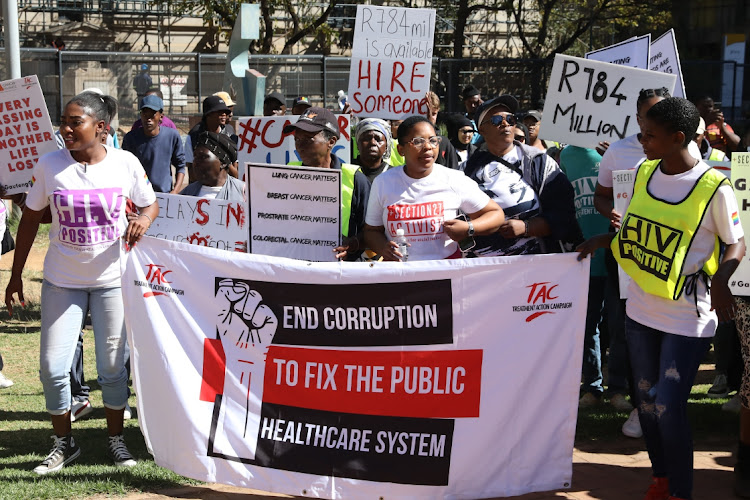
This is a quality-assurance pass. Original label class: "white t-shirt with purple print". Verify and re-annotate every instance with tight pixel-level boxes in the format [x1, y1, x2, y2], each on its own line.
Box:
[26, 146, 156, 288]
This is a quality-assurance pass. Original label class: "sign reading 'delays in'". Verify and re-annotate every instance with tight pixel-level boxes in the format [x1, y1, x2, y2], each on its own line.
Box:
[236, 114, 351, 181]
[540, 55, 677, 150]
[347, 5, 436, 120]
[0, 75, 57, 195]
[247, 163, 341, 262]
[146, 192, 248, 253]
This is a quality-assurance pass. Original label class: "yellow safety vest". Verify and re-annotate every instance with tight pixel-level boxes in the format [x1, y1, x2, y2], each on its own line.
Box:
[288, 161, 358, 237]
[611, 160, 728, 300]
[708, 148, 727, 162]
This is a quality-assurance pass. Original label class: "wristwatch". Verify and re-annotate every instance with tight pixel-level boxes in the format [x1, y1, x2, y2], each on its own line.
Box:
[467, 220, 475, 237]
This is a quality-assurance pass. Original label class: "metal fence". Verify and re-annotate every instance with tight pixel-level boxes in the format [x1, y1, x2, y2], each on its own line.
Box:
[0, 48, 745, 136]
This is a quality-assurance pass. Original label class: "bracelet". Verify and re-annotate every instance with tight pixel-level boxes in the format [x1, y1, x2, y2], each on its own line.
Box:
[523, 219, 529, 237]
[139, 213, 153, 226]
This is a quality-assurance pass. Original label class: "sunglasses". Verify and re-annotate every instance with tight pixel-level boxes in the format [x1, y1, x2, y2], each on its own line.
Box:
[483, 114, 517, 127]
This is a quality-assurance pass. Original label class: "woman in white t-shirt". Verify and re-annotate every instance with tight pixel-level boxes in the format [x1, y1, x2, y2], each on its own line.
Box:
[5, 92, 158, 474]
[364, 116, 504, 261]
[578, 97, 745, 500]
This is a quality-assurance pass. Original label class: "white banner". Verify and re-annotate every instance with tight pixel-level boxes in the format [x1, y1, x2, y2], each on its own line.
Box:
[347, 5, 435, 119]
[145, 193, 248, 252]
[612, 169, 636, 298]
[123, 237, 588, 499]
[539, 55, 677, 150]
[649, 29, 686, 98]
[585, 35, 651, 69]
[236, 115, 351, 181]
[0, 75, 58, 195]
[730, 153, 750, 294]
[247, 163, 341, 262]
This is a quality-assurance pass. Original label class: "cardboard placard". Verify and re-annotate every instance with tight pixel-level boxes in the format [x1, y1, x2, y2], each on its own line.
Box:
[247, 163, 341, 262]
[539, 55, 677, 149]
[585, 35, 651, 69]
[146, 193, 248, 253]
[729, 153, 750, 294]
[0, 75, 58, 195]
[236, 115, 351, 181]
[649, 29, 686, 98]
[347, 5, 436, 119]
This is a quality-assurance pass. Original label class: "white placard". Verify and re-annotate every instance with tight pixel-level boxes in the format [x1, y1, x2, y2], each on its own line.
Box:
[0, 75, 58, 195]
[146, 193, 248, 253]
[586, 35, 651, 69]
[159, 76, 188, 106]
[347, 5, 435, 119]
[539, 55, 677, 150]
[247, 163, 341, 261]
[649, 29, 686, 98]
[612, 169, 635, 298]
[729, 153, 750, 294]
[236, 115, 351, 181]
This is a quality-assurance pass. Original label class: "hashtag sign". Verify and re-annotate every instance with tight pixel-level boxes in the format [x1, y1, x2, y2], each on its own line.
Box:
[238, 118, 262, 154]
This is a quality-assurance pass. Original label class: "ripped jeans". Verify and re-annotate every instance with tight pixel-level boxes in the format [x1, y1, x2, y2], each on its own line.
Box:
[40, 280, 129, 414]
[626, 315, 711, 500]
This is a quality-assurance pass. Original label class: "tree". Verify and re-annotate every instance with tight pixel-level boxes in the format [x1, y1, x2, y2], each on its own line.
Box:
[154, 0, 339, 54]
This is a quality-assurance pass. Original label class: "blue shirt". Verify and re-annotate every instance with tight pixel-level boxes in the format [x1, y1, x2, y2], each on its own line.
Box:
[123, 127, 186, 193]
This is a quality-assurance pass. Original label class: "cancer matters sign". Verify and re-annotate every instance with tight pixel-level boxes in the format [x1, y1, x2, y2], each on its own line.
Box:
[123, 238, 588, 499]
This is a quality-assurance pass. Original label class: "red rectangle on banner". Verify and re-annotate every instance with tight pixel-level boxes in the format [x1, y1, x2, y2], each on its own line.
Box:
[199, 338, 226, 402]
[262, 346, 482, 418]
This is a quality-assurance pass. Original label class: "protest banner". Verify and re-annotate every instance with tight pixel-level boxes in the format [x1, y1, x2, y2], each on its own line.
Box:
[247, 163, 341, 262]
[145, 193, 247, 253]
[236, 114, 351, 181]
[649, 29, 686, 98]
[585, 35, 651, 69]
[729, 153, 750, 295]
[539, 55, 677, 150]
[612, 169, 636, 298]
[347, 5, 436, 119]
[123, 237, 588, 498]
[0, 75, 57, 195]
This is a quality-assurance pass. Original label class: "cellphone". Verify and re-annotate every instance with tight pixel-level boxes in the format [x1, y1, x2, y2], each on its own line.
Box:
[714, 101, 722, 108]
[454, 213, 476, 253]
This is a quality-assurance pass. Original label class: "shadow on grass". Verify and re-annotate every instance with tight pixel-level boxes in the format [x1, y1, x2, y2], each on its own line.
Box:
[0, 409, 51, 424]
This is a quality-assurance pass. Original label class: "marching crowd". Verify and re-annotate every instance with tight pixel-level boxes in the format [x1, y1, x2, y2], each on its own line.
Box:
[0, 74, 749, 500]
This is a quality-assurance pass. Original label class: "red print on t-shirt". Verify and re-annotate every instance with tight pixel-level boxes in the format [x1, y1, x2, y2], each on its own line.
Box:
[387, 201, 444, 237]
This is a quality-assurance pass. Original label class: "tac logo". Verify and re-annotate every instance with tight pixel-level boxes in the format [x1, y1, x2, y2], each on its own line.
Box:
[511, 281, 573, 322]
[134, 263, 185, 298]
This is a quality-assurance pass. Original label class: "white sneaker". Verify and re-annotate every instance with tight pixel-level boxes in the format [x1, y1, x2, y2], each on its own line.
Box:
[70, 400, 93, 422]
[0, 371, 13, 389]
[723, 394, 742, 413]
[610, 393, 634, 412]
[123, 403, 132, 420]
[622, 408, 643, 438]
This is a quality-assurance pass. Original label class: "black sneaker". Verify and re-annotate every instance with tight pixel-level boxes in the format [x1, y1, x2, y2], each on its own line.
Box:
[33, 434, 81, 475]
[108, 434, 136, 467]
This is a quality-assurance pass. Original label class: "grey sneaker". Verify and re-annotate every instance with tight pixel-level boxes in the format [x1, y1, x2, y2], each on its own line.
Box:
[108, 434, 136, 467]
[33, 434, 81, 475]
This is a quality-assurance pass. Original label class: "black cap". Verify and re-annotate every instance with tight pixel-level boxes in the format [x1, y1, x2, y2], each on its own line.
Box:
[475, 95, 519, 126]
[283, 107, 340, 138]
[524, 110, 542, 122]
[202, 96, 231, 116]
[265, 91, 286, 106]
[293, 96, 312, 108]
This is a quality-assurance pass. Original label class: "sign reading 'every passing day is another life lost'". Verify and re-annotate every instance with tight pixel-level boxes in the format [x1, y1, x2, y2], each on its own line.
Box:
[540, 55, 677, 150]
[347, 5, 436, 120]
[247, 163, 341, 262]
[585, 34, 651, 70]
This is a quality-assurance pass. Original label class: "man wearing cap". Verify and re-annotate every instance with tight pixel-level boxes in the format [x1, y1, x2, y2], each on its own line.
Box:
[131, 89, 178, 131]
[523, 110, 550, 152]
[264, 92, 287, 116]
[185, 95, 239, 181]
[292, 96, 312, 115]
[123, 94, 186, 193]
[284, 107, 370, 261]
[462, 95, 579, 256]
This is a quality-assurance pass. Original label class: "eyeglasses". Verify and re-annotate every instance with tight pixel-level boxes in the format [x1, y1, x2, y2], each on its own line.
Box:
[407, 136, 442, 149]
[483, 114, 517, 127]
[459, 128, 475, 135]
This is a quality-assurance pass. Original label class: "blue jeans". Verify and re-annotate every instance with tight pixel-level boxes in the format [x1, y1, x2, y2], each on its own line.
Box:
[40, 280, 129, 414]
[581, 276, 606, 396]
[626, 315, 711, 499]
